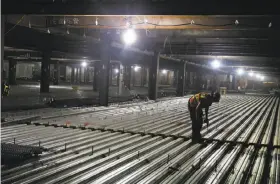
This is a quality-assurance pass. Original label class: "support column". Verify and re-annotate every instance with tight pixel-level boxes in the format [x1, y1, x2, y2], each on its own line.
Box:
[132, 67, 135, 87]
[195, 71, 202, 90]
[226, 73, 230, 89]
[186, 70, 190, 89]
[173, 70, 178, 88]
[124, 65, 131, 90]
[141, 66, 145, 86]
[118, 64, 124, 95]
[93, 62, 99, 91]
[40, 51, 51, 93]
[84, 68, 88, 84]
[212, 73, 217, 91]
[177, 62, 186, 96]
[116, 64, 120, 87]
[53, 62, 59, 85]
[148, 50, 160, 100]
[99, 35, 110, 106]
[75, 67, 78, 83]
[1, 16, 5, 81]
[79, 67, 82, 83]
[109, 64, 113, 86]
[71, 66, 74, 84]
[232, 75, 236, 90]
[8, 60, 17, 85]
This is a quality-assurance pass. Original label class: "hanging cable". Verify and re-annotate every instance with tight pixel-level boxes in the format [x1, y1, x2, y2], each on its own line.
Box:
[5, 15, 25, 35]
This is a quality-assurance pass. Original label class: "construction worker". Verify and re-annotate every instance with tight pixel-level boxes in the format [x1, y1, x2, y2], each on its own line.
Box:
[1, 81, 10, 97]
[188, 92, 221, 143]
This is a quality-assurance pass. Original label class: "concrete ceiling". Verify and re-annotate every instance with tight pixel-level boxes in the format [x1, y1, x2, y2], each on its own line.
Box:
[2, 2, 280, 77]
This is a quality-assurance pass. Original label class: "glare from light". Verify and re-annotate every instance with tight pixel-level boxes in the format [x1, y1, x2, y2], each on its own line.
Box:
[211, 60, 221, 69]
[248, 71, 254, 77]
[261, 76, 265, 81]
[162, 69, 167, 74]
[95, 18, 98, 26]
[134, 66, 141, 72]
[237, 68, 244, 75]
[256, 74, 261, 79]
[122, 29, 137, 45]
[81, 61, 87, 67]
[114, 68, 119, 74]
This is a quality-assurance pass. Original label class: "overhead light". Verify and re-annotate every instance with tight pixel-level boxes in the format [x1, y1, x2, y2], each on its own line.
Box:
[261, 76, 265, 81]
[66, 28, 70, 34]
[47, 28, 50, 34]
[236, 68, 244, 75]
[211, 60, 221, 69]
[162, 69, 167, 74]
[256, 74, 261, 79]
[95, 17, 98, 26]
[248, 71, 254, 77]
[144, 19, 148, 24]
[122, 29, 137, 45]
[81, 61, 87, 67]
[83, 29, 86, 38]
[114, 68, 119, 74]
[134, 66, 141, 72]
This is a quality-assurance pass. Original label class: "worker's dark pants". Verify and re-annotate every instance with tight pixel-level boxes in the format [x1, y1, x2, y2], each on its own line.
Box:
[189, 108, 203, 141]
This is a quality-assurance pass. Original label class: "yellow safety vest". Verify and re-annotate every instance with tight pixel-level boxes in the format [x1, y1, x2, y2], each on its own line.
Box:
[189, 93, 207, 107]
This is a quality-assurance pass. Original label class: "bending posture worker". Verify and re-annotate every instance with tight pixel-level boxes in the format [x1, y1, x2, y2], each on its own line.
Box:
[1, 81, 10, 97]
[188, 92, 221, 142]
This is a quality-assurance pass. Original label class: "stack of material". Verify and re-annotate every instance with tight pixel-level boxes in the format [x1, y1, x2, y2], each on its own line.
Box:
[1, 143, 44, 165]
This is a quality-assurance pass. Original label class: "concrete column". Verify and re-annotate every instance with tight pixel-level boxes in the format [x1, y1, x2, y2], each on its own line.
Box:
[79, 67, 82, 83]
[124, 65, 131, 90]
[141, 66, 146, 86]
[8, 60, 17, 85]
[226, 73, 230, 89]
[1, 16, 5, 81]
[75, 68, 78, 83]
[148, 50, 160, 100]
[232, 75, 236, 90]
[212, 73, 217, 91]
[84, 68, 89, 83]
[146, 69, 149, 87]
[109, 64, 113, 86]
[186, 71, 190, 89]
[132, 68, 135, 87]
[93, 62, 99, 91]
[40, 51, 51, 93]
[53, 62, 60, 85]
[195, 71, 202, 90]
[177, 63, 186, 96]
[71, 66, 75, 83]
[116, 65, 120, 87]
[173, 70, 178, 88]
[99, 36, 111, 106]
[118, 64, 124, 95]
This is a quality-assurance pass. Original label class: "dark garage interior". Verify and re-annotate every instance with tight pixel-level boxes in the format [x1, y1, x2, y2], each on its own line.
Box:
[1, 1, 280, 183]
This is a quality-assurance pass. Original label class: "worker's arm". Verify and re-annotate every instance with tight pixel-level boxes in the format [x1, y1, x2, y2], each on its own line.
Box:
[188, 99, 191, 112]
[196, 102, 202, 120]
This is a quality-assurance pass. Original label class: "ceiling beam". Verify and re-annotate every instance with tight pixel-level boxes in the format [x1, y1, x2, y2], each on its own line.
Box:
[2, 1, 280, 15]
[43, 15, 280, 30]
